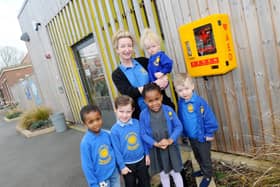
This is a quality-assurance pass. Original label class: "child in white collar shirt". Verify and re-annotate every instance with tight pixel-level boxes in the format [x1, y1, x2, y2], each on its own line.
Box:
[110, 95, 150, 187]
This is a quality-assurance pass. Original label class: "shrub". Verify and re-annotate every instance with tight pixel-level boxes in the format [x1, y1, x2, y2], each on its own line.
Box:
[19, 107, 52, 130]
[5, 111, 22, 119]
[28, 119, 51, 131]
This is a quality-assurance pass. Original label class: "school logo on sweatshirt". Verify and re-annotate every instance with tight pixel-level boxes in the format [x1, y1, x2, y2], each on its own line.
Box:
[187, 104, 194, 113]
[168, 111, 172, 116]
[126, 132, 139, 150]
[98, 145, 112, 165]
[200, 106, 204, 114]
[153, 56, 160, 66]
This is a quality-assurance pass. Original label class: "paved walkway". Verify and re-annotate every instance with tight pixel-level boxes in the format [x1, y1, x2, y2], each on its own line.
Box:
[0, 113, 87, 187]
[2, 110, 267, 187]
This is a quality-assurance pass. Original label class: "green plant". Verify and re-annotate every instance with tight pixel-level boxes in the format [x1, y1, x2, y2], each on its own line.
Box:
[5, 107, 22, 119]
[28, 120, 50, 131]
[5, 110, 22, 119]
[19, 107, 52, 130]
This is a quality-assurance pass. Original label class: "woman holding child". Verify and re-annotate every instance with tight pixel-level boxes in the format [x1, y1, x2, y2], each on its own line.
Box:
[111, 30, 174, 119]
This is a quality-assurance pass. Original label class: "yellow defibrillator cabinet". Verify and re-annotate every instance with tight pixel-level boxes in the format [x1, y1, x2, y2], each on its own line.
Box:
[178, 14, 237, 77]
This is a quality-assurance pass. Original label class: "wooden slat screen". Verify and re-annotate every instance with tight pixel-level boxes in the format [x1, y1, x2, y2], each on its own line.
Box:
[156, 0, 280, 154]
[46, 0, 164, 123]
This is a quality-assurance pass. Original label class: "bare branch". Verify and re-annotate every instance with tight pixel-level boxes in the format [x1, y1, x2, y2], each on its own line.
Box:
[0, 46, 24, 67]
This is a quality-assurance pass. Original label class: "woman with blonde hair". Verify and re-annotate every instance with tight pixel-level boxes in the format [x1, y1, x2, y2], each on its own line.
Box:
[111, 30, 174, 119]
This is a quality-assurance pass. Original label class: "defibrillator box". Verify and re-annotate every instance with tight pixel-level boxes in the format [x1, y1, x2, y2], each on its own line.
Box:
[178, 14, 237, 77]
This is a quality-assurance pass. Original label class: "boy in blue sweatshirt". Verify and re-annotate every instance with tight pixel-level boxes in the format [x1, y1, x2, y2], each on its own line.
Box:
[140, 28, 173, 89]
[110, 95, 150, 187]
[173, 73, 218, 187]
[80, 105, 120, 187]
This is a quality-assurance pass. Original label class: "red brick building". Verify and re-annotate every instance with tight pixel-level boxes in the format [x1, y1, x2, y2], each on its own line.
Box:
[0, 54, 33, 105]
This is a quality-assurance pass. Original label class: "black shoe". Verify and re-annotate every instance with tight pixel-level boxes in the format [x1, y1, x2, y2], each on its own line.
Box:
[199, 177, 211, 187]
[191, 170, 203, 177]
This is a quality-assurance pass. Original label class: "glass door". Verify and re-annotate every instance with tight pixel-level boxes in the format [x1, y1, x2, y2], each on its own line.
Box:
[73, 36, 115, 129]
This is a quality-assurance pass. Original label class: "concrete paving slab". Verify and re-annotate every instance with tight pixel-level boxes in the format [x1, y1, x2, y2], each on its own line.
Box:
[0, 114, 87, 187]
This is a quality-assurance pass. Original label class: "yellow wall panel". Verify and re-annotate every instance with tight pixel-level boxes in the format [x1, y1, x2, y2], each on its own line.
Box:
[47, 0, 165, 122]
[87, 0, 117, 98]
[49, 18, 80, 121]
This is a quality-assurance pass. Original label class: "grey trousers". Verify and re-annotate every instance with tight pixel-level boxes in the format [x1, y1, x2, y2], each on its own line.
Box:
[189, 139, 213, 178]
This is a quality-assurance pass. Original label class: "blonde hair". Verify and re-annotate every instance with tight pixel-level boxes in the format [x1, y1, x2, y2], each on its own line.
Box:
[140, 28, 161, 49]
[173, 73, 194, 87]
[112, 30, 135, 49]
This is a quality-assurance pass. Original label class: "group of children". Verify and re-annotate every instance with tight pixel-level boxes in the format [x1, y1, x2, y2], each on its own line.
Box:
[80, 29, 218, 187]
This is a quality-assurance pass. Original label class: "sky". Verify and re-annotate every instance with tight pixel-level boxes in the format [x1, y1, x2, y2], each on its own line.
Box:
[0, 0, 27, 53]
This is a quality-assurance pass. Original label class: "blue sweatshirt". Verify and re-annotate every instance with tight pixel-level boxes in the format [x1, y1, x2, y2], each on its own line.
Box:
[139, 104, 183, 148]
[148, 51, 173, 82]
[110, 119, 147, 170]
[119, 59, 149, 110]
[80, 129, 116, 187]
[177, 92, 218, 142]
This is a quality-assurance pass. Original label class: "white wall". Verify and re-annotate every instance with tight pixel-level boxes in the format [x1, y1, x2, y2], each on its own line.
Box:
[18, 0, 73, 121]
[11, 75, 40, 110]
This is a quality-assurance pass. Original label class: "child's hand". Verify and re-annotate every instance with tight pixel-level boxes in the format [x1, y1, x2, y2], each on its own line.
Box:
[206, 136, 214, 141]
[158, 139, 170, 149]
[145, 155, 150, 166]
[154, 141, 167, 149]
[155, 72, 164, 79]
[121, 167, 132, 175]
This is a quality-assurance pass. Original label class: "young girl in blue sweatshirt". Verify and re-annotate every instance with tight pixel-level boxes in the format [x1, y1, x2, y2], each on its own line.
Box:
[139, 83, 184, 187]
[80, 105, 120, 187]
[110, 95, 150, 187]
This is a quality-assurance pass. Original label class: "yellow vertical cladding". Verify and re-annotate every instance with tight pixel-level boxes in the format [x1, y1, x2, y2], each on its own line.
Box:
[67, 47, 88, 106]
[128, 0, 144, 56]
[73, 0, 86, 36]
[48, 0, 177, 119]
[48, 17, 80, 121]
[80, 0, 92, 32]
[47, 21, 76, 119]
[96, 0, 118, 70]
[64, 4, 76, 44]
[105, 0, 117, 32]
[56, 11, 82, 118]
[61, 7, 88, 107]
[61, 9, 71, 46]
[117, 0, 129, 30]
[138, 0, 148, 28]
[58, 8, 87, 119]
[87, 0, 117, 98]
[101, 1, 113, 37]
[150, 0, 162, 36]
[69, 1, 81, 42]
[77, 0, 90, 34]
